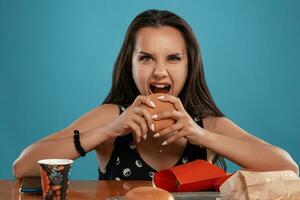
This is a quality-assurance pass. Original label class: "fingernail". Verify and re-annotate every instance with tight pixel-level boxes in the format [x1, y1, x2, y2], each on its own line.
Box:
[150, 101, 156, 108]
[153, 133, 160, 138]
[162, 141, 168, 146]
[137, 137, 140, 143]
[144, 134, 147, 140]
[151, 124, 155, 132]
[158, 95, 165, 100]
[152, 114, 158, 120]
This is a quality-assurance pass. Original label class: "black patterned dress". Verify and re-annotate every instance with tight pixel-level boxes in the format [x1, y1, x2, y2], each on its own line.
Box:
[98, 105, 207, 180]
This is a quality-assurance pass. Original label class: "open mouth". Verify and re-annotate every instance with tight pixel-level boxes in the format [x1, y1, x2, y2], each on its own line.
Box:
[150, 84, 171, 94]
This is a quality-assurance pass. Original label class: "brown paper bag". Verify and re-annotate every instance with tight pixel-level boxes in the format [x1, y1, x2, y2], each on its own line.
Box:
[220, 170, 300, 200]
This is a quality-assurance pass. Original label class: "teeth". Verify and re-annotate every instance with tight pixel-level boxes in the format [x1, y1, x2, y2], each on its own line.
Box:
[152, 84, 168, 88]
[150, 84, 171, 94]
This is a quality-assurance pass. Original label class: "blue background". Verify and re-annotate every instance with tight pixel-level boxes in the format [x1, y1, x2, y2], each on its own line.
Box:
[1, 0, 299, 179]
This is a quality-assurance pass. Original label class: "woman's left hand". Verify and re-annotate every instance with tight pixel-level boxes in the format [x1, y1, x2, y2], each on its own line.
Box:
[152, 94, 206, 146]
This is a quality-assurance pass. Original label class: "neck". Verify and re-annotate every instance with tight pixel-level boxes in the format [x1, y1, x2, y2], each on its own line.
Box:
[136, 134, 163, 151]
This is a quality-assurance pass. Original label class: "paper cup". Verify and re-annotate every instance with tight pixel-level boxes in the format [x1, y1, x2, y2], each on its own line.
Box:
[38, 159, 73, 200]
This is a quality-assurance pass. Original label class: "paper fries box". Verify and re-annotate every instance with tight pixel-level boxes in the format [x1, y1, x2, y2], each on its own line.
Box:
[153, 160, 226, 192]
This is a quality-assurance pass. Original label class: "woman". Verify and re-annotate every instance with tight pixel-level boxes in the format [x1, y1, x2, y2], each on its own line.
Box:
[13, 9, 298, 180]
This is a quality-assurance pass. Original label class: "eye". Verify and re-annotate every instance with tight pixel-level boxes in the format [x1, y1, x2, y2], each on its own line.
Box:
[168, 56, 181, 62]
[138, 55, 153, 63]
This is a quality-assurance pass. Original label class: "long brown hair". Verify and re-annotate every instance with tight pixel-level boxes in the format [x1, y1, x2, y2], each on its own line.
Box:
[102, 9, 226, 171]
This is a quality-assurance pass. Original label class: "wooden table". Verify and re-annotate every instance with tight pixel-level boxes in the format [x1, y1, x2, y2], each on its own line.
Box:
[0, 180, 152, 200]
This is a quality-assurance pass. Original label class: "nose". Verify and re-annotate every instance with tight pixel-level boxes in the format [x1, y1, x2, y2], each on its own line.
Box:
[152, 64, 168, 79]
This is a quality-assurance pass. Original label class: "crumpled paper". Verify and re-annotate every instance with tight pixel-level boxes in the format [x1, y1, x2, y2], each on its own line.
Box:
[220, 170, 300, 200]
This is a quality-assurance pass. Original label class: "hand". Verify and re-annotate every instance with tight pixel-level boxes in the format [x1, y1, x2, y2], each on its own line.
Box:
[104, 95, 155, 142]
[152, 94, 205, 146]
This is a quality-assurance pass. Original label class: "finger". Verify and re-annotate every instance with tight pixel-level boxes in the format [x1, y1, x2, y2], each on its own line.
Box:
[162, 131, 186, 146]
[132, 115, 148, 140]
[152, 110, 182, 121]
[132, 95, 155, 108]
[153, 123, 183, 138]
[134, 107, 154, 132]
[157, 95, 185, 112]
[127, 121, 142, 143]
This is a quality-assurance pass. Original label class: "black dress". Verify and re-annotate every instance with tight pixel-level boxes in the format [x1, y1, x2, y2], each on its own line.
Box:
[98, 105, 207, 180]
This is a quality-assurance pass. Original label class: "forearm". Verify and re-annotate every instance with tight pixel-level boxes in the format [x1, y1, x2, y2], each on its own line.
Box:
[13, 127, 112, 178]
[200, 129, 299, 174]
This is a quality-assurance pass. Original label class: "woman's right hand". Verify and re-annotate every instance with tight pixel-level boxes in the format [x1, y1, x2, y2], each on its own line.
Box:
[103, 95, 155, 142]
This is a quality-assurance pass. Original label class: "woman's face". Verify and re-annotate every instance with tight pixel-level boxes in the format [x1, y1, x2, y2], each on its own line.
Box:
[132, 26, 188, 97]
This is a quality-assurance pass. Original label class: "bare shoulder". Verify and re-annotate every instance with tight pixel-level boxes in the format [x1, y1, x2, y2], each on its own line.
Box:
[40, 103, 120, 141]
[203, 116, 270, 145]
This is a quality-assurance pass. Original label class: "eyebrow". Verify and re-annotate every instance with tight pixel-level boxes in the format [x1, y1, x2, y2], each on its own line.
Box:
[137, 51, 184, 57]
[138, 51, 152, 56]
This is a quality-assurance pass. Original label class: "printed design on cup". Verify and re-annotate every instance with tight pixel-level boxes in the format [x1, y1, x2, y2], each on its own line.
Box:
[54, 165, 65, 171]
[50, 170, 64, 186]
[40, 167, 50, 195]
[40, 164, 71, 200]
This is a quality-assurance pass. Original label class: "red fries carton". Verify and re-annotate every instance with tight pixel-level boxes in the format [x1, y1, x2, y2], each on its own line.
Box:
[153, 160, 227, 192]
